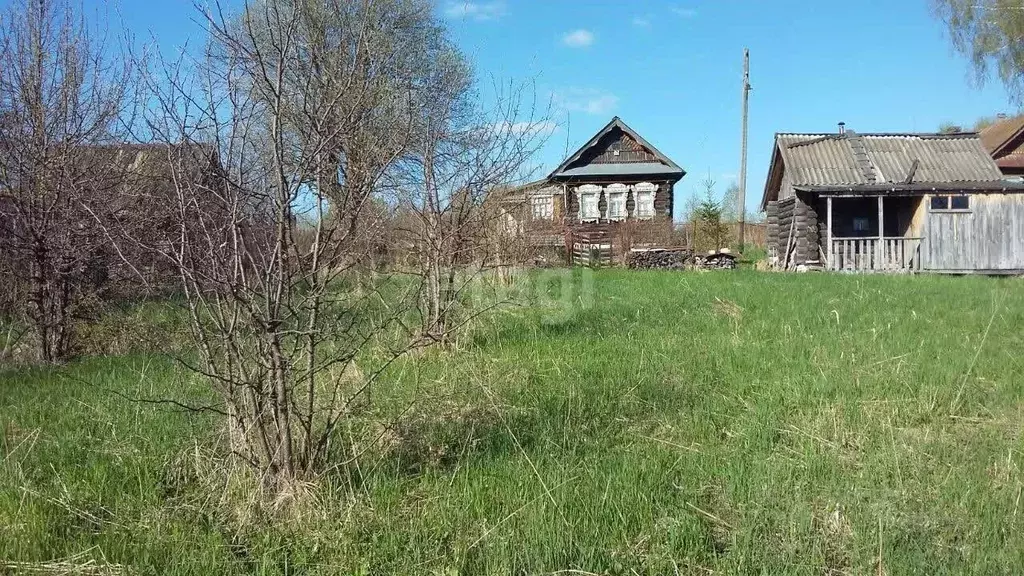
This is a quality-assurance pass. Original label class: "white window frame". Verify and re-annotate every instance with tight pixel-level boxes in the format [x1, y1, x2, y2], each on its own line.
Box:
[577, 184, 602, 222]
[633, 182, 658, 219]
[605, 183, 628, 221]
[530, 195, 553, 221]
[929, 194, 971, 212]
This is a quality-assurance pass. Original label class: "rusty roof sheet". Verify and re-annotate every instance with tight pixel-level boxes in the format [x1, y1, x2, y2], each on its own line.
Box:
[777, 132, 1003, 187]
[979, 115, 1024, 156]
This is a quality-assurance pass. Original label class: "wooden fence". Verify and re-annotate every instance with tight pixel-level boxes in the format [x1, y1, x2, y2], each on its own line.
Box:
[674, 222, 767, 250]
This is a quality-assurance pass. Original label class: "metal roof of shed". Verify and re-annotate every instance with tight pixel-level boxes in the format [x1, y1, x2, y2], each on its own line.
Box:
[760, 131, 1013, 209]
[777, 132, 1003, 186]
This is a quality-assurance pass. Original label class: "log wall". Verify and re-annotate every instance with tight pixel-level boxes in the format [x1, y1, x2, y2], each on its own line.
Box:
[766, 201, 779, 256]
[768, 193, 820, 268]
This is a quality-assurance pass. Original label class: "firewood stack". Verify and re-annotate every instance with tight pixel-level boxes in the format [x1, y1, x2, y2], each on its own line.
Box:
[627, 248, 738, 270]
[694, 251, 738, 270]
[626, 248, 694, 270]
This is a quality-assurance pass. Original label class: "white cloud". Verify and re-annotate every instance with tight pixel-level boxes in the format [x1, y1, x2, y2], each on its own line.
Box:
[444, 1, 506, 21]
[671, 6, 697, 18]
[554, 88, 619, 116]
[632, 16, 651, 28]
[562, 29, 595, 48]
[493, 120, 560, 137]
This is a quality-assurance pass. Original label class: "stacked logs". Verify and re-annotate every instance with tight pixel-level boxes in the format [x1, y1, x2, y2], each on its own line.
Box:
[627, 248, 738, 270]
[626, 248, 694, 270]
[694, 251, 738, 270]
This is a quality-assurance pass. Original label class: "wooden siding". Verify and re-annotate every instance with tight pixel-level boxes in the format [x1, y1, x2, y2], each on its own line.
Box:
[922, 193, 1024, 272]
[572, 128, 658, 166]
[564, 180, 674, 228]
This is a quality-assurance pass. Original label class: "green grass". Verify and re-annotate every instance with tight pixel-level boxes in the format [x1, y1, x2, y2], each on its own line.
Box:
[3, 270, 1024, 574]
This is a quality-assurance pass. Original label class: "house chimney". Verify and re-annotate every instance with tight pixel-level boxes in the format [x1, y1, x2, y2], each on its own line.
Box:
[838, 121, 846, 135]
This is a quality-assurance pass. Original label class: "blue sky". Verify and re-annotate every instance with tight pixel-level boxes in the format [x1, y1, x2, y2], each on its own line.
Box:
[71, 0, 1017, 217]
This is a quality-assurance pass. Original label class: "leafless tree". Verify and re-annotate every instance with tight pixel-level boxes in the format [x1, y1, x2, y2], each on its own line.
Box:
[385, 76, 552, 344]
[0, 0, 139, 362]
[121, 0, 526, 492]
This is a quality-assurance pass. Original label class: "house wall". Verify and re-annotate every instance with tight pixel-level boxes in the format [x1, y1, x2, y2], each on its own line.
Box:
[766, 200, 779, 256]
[563, 180, 674, 234]
[768, 192, 819, 266]
[922, 192, 1024, 272]
[574, 129, 658, 166]
[778, 171, 795, 202]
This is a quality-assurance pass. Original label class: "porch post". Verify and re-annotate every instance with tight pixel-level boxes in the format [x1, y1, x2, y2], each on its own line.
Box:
[877, 195, 884, 269]
[826, 196, 833, 270]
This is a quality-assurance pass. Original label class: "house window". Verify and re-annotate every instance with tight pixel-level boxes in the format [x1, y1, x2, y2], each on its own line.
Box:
[930, 194, 970, 211]
[853, 217, 870, 233]
[633, 182, 657, 219]
[577, 184, 602, 221]
[606, 183, 627, 220]
[530, 195, 553, 220]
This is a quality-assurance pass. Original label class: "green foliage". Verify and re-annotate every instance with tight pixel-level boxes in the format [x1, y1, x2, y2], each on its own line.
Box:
[935, 0, 1024, 100]
[694, 179, 731, 252]
[938, 122, 965, 133]
[3, 271, 1024, 573]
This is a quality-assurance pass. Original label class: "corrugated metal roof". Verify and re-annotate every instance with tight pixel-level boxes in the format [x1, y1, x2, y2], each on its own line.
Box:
[778, 132, 1004, 187]
[556, 162, 683, 178]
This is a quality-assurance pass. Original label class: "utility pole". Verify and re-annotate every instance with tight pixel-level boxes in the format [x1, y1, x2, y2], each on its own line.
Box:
[738, 48, 751, 253]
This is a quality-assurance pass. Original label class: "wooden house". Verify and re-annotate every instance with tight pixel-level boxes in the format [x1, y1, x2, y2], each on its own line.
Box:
[762, 127, 1024, 273]
[507, 116, 685, 263]
[980, 114, 1024, 177]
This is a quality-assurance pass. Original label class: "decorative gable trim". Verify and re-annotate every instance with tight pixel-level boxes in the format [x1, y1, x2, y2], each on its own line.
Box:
[549, 117, 684, 179]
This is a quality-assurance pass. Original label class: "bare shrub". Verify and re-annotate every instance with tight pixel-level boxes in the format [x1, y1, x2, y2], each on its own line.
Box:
[0, 0, 141, 362]
[110, 0, 543, 495]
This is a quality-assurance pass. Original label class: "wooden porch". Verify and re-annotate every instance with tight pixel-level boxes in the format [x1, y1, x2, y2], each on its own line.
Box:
[824, 195, 923, 272]
[828, 237, 923, 272]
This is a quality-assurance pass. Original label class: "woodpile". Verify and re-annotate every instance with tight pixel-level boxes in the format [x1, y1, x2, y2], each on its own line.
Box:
[627, 248, 738, 270]
[626, 248, 694, 269]
[695, 251, 738, 270]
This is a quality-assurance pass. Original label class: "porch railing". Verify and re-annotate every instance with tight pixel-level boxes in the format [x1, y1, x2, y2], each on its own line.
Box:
[829, 237, 923, 272]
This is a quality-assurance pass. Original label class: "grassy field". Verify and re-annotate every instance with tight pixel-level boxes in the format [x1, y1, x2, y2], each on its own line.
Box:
[2, 270, 1024, 574]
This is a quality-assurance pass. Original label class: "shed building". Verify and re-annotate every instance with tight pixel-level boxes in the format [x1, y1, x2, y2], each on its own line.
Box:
[761, 128, 1024, 273]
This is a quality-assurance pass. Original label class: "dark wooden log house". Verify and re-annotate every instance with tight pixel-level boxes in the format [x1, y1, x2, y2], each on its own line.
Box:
[506, 116, 685, 264]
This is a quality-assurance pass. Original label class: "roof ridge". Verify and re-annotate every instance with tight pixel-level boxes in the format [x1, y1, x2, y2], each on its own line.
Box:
[779, 131, 981, 139]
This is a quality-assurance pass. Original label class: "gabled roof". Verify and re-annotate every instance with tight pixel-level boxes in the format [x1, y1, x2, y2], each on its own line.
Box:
[761, 131, 1012, 208]
[979, 115, 1024, 169]
[548, 116, 683, 180]
[979, 115, 1024, 157]
[494, 178, 560, 205]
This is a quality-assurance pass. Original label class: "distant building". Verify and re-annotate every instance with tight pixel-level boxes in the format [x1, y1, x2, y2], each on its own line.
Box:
[504, 116, 685, 264]
[762, 127, 1024, 273]
[979, 114, 1024, 177]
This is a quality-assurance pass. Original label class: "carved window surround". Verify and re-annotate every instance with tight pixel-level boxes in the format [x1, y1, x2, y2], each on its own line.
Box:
[577, 184, 602, 222]
[633, 182, 657, 219]
[605, 183, 628, 221]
